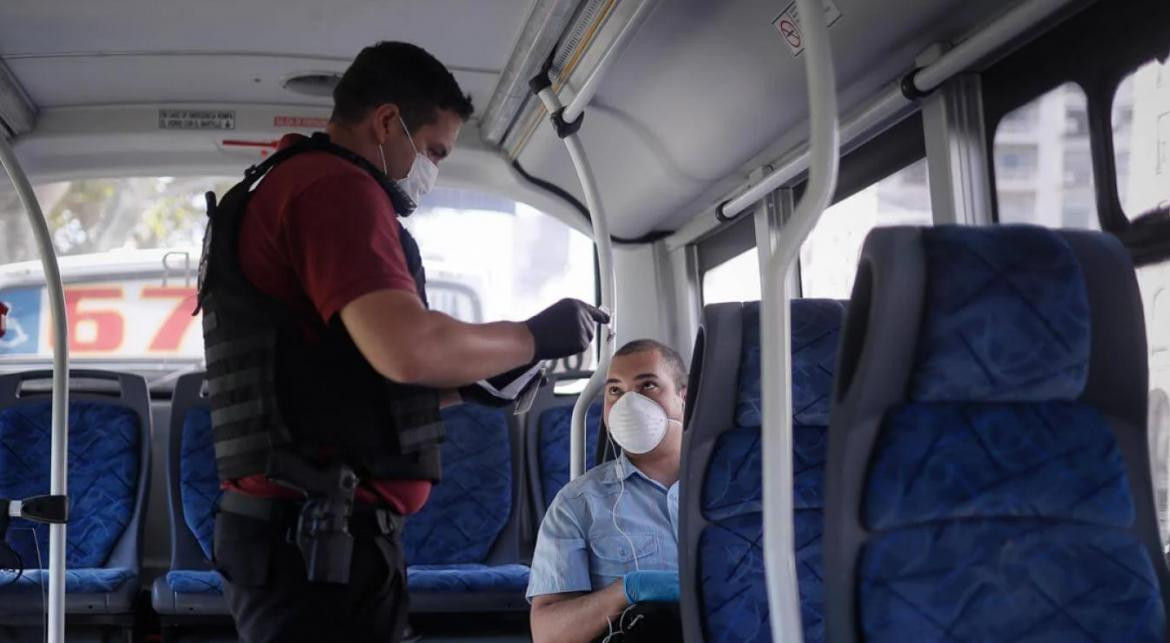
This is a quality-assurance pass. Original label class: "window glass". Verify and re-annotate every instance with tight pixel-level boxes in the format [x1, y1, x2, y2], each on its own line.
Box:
[402, 187, 595, 323]
[1139, 262, 1170, 549]
[1113, 58, 1170, 217]
[800, 159, 932, 299]
[994, 83, 1099, 229]
[0, 177, 229, 381]
[1115, 60, 1170, 545]
[0, 180, 595, 379]
[702, 247, 760, 305]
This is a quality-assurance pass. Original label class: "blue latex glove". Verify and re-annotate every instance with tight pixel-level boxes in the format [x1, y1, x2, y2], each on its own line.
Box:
[623, 570, 681, 604]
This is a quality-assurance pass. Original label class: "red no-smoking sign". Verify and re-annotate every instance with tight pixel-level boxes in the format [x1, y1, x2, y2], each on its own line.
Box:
[778, 19, 801, 48]
[773, 0, 842, 57]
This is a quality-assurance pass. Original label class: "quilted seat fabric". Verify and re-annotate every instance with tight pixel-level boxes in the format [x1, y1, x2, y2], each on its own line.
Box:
[0, 401, 139, 573]
[865, 402, 1134, 529]
[538, 402, 603, 508]
[910, 225, 1090, 402]
[699, 300, 844, 643]
[166, 570, 224, 595]
[860, 521, 1163, 642]
[0, 567, 135, 594]
[407, 563, 530, 592]
[179, 408, 221, 560]
[859, 226, 1164, 641]
[403, 404, 511, 566]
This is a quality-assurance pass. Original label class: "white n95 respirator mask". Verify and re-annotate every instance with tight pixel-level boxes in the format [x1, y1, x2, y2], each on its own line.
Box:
[378, 116, 439, 206]
[607, 392, 679, 455]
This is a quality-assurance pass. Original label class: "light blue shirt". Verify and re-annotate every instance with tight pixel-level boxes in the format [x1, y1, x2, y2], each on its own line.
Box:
[526, 453, 679, 599]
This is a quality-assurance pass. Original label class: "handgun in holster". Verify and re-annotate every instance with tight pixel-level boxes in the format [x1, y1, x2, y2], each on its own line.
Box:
[267, 451, 358, 584]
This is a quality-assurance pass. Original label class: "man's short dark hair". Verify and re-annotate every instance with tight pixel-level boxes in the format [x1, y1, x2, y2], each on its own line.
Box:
[332, 42, 475, 131]
[615, 339, 688, 392]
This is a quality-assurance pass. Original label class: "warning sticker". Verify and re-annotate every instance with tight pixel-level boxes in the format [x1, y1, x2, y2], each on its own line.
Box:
[274, 115, 329, 129]
[158, 109, 236, 130]
[774, 0, 843, 58]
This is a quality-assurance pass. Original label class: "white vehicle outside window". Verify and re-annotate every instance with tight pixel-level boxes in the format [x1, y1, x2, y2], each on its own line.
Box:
[0, 180, 598, 383]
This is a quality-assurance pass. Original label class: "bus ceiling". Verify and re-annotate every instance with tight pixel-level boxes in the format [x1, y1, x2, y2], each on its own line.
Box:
[0, 0, 1163, 241]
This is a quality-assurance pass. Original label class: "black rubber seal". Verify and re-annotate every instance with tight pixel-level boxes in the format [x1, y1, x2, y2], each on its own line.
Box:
[715, 199, 743, 223]
[17, 494, 69, 524]
[900, 68, 933, 101]
[550, 107, 585, 139]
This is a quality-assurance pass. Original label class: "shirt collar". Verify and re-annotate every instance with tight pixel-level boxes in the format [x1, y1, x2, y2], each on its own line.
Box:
[601, 452, 669, 491]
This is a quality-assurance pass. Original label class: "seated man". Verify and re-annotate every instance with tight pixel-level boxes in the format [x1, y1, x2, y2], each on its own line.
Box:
[528, 339, 687, 643]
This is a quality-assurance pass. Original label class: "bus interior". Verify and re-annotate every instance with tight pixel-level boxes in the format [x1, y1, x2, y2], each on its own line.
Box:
[0, 0, 1169, 641]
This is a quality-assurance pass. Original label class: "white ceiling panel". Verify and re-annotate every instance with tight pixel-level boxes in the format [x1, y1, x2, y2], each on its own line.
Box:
[0, 0, 531, 68]
[0, 0, 533, 111]
[5, 55, 498, 111]
[517, 0, 1031, 238]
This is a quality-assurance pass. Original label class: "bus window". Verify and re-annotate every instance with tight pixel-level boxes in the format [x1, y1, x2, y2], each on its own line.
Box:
[402, 186, 596, 320]
[800, 158, 932, 299]
[993, 83, 1099, 229]
[1113, 58, 1170, 547]
[0, 181, 596, 378]
[0, 177, 230, 381]
[701, 247, 761, 305]
[1119, 57, 1170, 401]
[1113, 58, 1170, 217]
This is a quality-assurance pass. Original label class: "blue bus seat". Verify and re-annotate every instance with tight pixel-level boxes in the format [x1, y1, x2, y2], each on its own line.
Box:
[524, 372, 606, 526]
[404, 403, 531, 612]
[0, 369, 151, 623]
[679, 299, 845, 643]
[151, 371, 230, 618]
[825, 225, 1170, 641]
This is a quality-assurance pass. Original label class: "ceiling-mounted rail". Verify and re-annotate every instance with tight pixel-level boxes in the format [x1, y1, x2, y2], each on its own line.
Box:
[708, 0, 1081, 226]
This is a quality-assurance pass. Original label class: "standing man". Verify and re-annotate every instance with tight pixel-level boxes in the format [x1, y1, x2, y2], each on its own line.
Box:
[198, 42, 607, 643]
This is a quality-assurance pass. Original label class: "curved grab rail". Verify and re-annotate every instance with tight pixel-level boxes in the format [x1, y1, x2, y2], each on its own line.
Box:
[0, 134, 70, 643]
[714, 0, 1076, 224]
[760, 0, 840, 640]
[533, 87, 616, 480]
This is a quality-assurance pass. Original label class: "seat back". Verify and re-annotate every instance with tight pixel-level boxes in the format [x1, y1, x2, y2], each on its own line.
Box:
[524, 373, 605, 523]
[165, 372, 218, 573]
[0, 369, 151, 574]
[680, 299, 845, 643]
[403, 404, 517, 566]
[826, 225, 1169, 641]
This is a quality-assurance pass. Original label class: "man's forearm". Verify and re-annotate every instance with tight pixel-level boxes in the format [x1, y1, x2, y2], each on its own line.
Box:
[409, 313, 534, 388]
[531, 582, 628, 643]
[341, 290, 536, 388]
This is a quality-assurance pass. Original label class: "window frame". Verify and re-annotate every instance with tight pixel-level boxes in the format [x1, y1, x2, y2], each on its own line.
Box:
[694, 112, 927, 307]
[981, 0, 1170, 244]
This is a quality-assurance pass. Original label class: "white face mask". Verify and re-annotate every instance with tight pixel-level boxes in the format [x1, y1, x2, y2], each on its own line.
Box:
[607, 392, 679, 455]
[378, 116, 439, 206]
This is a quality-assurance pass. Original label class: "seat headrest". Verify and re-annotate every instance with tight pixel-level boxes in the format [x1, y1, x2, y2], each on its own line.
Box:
[910, 226, 1091, 402]
[736, 299, 846, 428]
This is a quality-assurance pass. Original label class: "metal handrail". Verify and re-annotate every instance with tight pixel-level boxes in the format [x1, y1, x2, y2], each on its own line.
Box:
[0, 133, 69, 643]
[533, 86, 616, 481]
[760, 0, 840, 640]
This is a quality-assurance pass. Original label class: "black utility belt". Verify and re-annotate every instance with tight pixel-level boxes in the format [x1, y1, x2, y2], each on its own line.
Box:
[217, 490, 403, 538]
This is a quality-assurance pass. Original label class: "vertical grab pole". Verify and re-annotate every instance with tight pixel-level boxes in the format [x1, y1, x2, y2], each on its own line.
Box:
[532, 77, 616, 481]
[0, 134, 69, 643]
[760, 0, 839, 641]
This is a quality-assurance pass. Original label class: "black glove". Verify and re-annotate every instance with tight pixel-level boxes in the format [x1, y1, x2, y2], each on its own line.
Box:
[524, 299, 610, 361]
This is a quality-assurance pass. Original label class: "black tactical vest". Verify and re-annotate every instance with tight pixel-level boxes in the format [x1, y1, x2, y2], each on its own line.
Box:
[197, 133, 444, 484]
